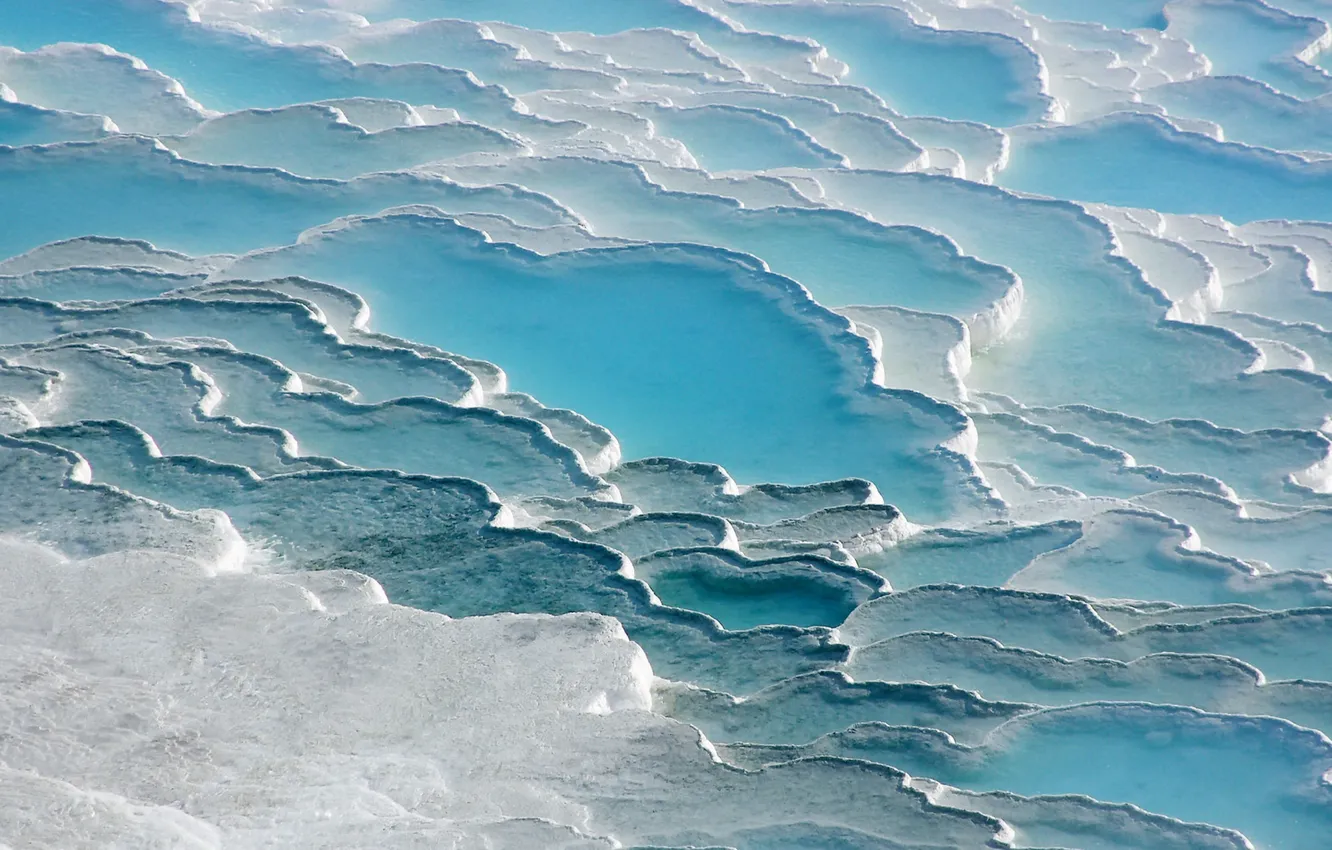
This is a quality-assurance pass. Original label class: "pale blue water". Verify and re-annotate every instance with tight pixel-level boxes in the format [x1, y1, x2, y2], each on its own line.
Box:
[435, 158, 1020, 321]
[1166, 0, 1332, 98]
[720, 1, 1050, 125]
[857, 521, 1083, 589]
[0, 101, 108, 145]
[998, 114, 1332, 223]
[229, 215, 982, 520]
[1149, 77, 1332, 155]
[637, 564, 861, 630]
[643, 104, 845, 171]
[816, 707, 1332, 850]
[4, 0, 528, 120]
[0, 141, 570, 258]
[1011, 0, 1169, 29]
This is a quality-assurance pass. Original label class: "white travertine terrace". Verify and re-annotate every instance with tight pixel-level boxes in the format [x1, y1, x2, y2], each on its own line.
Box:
[5, 0, 1332, 847]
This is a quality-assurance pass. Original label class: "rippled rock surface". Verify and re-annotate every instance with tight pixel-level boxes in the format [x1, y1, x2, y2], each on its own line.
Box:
[5, 1, 1332, 847]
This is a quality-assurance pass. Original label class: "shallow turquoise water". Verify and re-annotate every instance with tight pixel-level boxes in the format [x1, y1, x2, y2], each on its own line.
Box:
[232, 216, 979, 520]
[998, 115, 1332, 223]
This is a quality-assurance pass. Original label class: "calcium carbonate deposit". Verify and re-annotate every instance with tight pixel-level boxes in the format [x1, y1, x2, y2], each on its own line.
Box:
[5, 1, 1332, 847]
